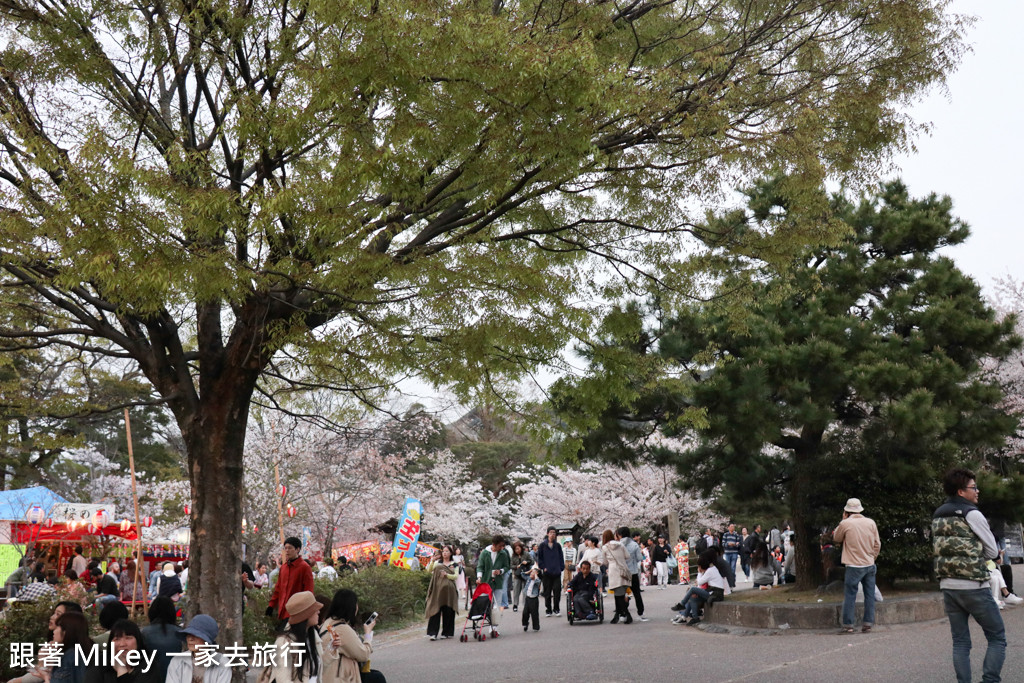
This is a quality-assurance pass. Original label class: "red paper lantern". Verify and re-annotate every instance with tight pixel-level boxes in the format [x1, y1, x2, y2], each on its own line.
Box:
[278, 485, 287, 497]
[120, 519, 131, 531]
[44, 518, 54, 529]
[183, 503, 191, 515]
[93, 509, 108, 527]
[253, 525, 259, 532]
[141, 516, 153, 527]
[87, 523, 98, 534]
[286, 504, 297, 518]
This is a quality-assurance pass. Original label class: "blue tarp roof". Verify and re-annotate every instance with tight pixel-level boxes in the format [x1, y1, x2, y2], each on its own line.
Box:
[0, 486, 69, 521]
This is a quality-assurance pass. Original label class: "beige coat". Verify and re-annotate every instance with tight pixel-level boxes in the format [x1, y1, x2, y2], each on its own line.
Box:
[320, 618, 372, 683]
[833, 513, 881, 567]
[602, 540, 631, 590]
[262, 628, 323, 683]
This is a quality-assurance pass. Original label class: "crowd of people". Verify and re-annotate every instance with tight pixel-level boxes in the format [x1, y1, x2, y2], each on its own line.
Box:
[3, 589, 385, 683]
[6, 472, 1021, 683]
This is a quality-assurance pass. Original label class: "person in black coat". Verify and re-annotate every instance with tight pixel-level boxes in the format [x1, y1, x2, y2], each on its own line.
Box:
[85, 620, 160, 683]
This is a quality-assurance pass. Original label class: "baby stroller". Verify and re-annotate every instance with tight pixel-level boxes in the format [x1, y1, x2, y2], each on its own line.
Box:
[459, 582, 495, 642]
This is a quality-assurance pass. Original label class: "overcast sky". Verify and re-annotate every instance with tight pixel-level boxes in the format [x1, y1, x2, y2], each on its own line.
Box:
[895, 0, 1024, 293]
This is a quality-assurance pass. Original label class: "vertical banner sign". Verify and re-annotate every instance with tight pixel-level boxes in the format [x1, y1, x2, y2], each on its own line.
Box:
[388, 497, 423, 569]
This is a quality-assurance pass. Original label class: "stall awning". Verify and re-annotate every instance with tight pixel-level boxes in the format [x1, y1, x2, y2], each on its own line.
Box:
[0, 487, 68, 522]
[11, 522, 138, 544]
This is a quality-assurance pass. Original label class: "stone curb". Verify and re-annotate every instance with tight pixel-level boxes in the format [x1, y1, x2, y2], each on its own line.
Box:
[703, 593, 944, 630]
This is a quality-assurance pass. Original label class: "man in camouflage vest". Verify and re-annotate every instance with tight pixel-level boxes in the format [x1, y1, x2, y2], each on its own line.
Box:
[933, 467, 1005, 683]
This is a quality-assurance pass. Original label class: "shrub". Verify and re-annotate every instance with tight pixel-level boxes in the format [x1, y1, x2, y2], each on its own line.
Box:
[0, 596, 59, 680]
[243, 565, 429, 646]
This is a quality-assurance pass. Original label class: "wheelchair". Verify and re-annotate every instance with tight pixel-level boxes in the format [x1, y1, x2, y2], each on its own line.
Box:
[565, 585, 604, 624]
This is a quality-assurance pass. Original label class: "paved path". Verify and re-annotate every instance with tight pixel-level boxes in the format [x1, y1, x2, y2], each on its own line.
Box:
[370, 567, 1024, 682]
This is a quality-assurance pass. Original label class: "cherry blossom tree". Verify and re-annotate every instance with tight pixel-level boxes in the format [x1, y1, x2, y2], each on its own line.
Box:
[508, 459, 721, 539]
[57, 446, 190, 540]
[403, 447, 512, 543]
[987, 277, 1024, 461]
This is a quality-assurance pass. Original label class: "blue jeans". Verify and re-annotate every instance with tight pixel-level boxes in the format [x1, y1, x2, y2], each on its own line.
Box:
[842, 564, 876, 627]
[681, 586, 711, 619]
[943, 588, 1006, 683]
[502, 572, 510, 608]
[492, 582, 507, 611]
[724, 552, 738, 586]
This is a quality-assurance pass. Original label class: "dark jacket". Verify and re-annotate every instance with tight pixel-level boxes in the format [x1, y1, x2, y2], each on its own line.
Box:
[742, 532, 761, 554]
[568, 571, 598, 598]
[85, 663, 160, 683]
[95, 575, 119, 597]
[141, 622, 182, 681]
[652, 543, 670, 563]
[713, 555, 735, 587]
[51, 655, 87, 683]
[535, 540, 564, 576]
[156, 574, 182, 600]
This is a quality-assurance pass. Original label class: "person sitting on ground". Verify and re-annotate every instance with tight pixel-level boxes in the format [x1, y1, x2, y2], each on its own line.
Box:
[119, 561, 146, 604]
[38, 611, 93, 683]
[567, 560, 600, 620]
[141, 596, 181, 681]
[6, 602, 85, 683]
[319, 589, 386, 683]
[85, 619, 159, 683]
[60, 570, 88, 606]
[155, 562, 183, 602]
[337, 556, 356, 575]
[5, 557, 32, 594]
[750, 540, 782, 589]
[708, 546, 735, 593]
[92, 601, 130, 645]
[14, 576, 58, 602]
[48, 602, 84, 638]
[28, 562, 47, 583]
[318, 558, 339, 581]
[672, 550, 725, 626]
[93, 571, 120, 607]
[989, 553, 1024, 609]
[166, 615, 231, 683]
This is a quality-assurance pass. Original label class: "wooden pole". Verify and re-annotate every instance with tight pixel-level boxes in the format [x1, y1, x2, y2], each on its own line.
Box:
[124, 409, 146, 614]
[274, 463, 285, 563]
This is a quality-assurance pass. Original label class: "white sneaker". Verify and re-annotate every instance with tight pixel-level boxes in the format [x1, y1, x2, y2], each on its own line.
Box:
[639, 616, 650, 622]
[998, 601, 1006, 610]
[1004, 593, 1024, 605]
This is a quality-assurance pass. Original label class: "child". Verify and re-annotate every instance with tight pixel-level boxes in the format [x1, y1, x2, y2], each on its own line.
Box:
[522, 567, 541, 632]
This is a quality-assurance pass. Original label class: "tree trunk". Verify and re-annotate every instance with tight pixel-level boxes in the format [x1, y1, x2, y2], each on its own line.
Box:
[179, 369, 257, 651]
[791, 446, 824, 590]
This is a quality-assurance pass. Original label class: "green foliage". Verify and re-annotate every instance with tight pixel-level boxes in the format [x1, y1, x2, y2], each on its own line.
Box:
[0, 596, 58, 680]
[0, 0, 971, 637]
[242, 566, 430, 645]
[557, 179, 1022, 585]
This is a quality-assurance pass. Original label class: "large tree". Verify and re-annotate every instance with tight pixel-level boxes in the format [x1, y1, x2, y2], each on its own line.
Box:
[0, 0, 965, 638]
[555, 180, 1020, 587]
